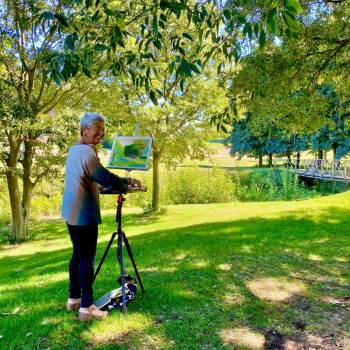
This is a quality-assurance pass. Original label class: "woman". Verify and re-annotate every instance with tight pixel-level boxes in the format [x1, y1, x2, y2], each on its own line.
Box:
[61, 112, 140, 322]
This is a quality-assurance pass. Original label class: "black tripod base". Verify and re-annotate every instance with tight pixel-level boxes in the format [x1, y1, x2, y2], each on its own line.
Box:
[93, 230, 145, 311]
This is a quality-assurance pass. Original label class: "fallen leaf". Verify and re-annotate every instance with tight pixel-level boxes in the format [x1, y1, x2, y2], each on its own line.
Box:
[26, 332, 32, 337]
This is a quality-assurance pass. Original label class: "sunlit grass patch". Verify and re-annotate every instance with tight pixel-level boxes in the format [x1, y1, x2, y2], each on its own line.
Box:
[308, 254, 324, 261]
[219, 327, 265, 349]
[246, 278, 306, 302]
[82, 313, 152, 346]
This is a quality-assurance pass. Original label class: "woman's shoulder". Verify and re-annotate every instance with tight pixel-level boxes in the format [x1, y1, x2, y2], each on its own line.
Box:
[69, 144, 96, 157]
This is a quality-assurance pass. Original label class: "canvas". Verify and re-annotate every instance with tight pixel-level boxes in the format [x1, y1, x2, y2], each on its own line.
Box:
[107, 136, 152, 170]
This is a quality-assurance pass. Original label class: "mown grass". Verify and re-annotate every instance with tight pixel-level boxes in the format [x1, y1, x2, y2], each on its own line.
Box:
[1, 193, 350, 349]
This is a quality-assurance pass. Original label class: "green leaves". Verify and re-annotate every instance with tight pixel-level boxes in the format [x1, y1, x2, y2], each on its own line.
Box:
[267, 8, 278, 34]
[180, 58, 200, 77]
[53, 13, 68, 27]
[284, 0, 303, 14]
[83, 67, 92, 78]
[223, 9, 231, 21]
[159, 1, 187, 11]
[243, 23, 253, 39]
[64, 34, 77, 51]
[282, 0, 302, 33]
[282, 11, 300, 32]
[94, 44, 108, 52]
[149, 90, 157, 105]
[180, 58, 192, 76]
[182, 33, 193, 41]
[259, 30, 266, 49]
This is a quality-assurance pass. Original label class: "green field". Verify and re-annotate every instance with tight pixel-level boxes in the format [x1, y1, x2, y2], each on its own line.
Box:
[1, 192, 350, 349]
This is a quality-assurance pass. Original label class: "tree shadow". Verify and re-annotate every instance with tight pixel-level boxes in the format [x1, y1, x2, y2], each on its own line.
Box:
[1, 206, 350, 349]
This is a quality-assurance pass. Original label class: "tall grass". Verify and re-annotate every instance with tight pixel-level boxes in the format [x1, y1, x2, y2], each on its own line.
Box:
[232, 168, 317, 202]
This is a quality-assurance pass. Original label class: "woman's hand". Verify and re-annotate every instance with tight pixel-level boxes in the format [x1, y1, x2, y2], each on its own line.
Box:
[127, 178, 143, 192]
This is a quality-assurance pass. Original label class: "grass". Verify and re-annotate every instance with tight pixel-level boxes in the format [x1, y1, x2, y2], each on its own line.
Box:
[1, 193, 350, 349]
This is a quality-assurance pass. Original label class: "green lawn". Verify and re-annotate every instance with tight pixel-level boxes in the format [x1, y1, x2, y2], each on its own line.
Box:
[1, 193, 350, 349]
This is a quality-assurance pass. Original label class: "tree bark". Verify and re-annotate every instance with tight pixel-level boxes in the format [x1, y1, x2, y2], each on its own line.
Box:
[152, 150, 161, 212]
[21, 140, 34, 237]
[5, 134, 25, 240]
[318, 149, 323, 160]
[296, 152, 301, 169]
[332, 146, 337, 160]
[6, 170, 24, 241]
[268, 153, 273, 167]
[258, 155, 263, 167]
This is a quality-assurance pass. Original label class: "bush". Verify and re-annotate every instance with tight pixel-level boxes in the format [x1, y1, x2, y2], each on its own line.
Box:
[0, 180, 11, 225]
[164, 167, 235, 204]
[30, 194, 63, 218]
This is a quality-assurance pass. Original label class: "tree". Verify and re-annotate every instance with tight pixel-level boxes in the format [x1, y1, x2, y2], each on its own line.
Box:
[0, 1, 96, 240]
[230, 113, 310, 166]
[230, 113, 267, 166]
[221, 1, 350, 133]
[310, 85, 350, 160]
[121, 68, 228, 211]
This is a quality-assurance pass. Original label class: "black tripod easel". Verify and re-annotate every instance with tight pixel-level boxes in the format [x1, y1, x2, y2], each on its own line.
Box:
[93, 189, 145, 312]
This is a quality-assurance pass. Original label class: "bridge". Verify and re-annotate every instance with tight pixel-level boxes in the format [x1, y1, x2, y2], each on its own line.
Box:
[273, 159, 350, 182]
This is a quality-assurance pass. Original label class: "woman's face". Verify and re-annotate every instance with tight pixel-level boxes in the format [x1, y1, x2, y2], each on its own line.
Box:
[83, 121, 105, 145]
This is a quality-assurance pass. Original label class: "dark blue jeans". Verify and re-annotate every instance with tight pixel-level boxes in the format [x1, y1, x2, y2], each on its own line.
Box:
[67, 223, 98, 308]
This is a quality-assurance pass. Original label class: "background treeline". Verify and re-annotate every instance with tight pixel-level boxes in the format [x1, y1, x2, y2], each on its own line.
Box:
[229, 85, 350, 166]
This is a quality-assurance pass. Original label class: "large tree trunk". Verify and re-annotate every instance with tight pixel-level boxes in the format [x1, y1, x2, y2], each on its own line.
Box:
[21, 140, 34, 237]
[286, 151, 291, 164]
[6, 171, 24, 241]
[152, 150, 161, 212]
[258, 155, 263, 167]
[5, 134, 25, 240]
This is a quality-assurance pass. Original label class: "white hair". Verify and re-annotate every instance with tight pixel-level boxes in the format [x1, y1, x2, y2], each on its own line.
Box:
[80, 112, 106, 135]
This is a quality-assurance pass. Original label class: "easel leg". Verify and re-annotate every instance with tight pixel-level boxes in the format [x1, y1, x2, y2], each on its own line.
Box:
[93, 232, 117, 283]
[117, 232, 127, 311]
[122, 232, 145, 293]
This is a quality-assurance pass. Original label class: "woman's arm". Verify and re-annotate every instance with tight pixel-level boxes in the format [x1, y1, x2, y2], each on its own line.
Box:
[84, 147, 129, 192]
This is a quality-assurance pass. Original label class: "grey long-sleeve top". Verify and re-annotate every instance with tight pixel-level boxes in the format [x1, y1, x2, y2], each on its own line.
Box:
[61, 144, 128, 225]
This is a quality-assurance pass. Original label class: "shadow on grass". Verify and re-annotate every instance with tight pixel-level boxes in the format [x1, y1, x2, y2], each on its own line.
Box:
[1, 206, 350, 349]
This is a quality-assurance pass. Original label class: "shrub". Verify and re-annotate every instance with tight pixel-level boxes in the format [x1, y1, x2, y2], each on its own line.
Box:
[164, 167, 235, 204]
[0, 180, 11, 225]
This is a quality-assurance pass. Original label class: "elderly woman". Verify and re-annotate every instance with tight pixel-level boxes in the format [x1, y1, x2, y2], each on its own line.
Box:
[62, 112, 140, 322]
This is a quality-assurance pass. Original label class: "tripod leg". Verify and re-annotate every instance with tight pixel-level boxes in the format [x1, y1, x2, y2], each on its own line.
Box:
[93, 232, 117, 283]
[117, 232, 127, 312]
[122, 232, 145, 293]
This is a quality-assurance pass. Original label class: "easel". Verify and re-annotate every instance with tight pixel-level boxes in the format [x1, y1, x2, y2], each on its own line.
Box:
[93, 187, 145, 311]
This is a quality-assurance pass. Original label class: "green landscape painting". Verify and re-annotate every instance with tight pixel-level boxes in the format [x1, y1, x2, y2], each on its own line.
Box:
[107, 136, 152, 170]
